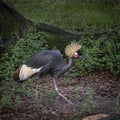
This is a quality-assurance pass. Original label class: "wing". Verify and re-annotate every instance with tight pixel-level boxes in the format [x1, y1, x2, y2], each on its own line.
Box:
[25, 50, 63, 68]
[37, 60, 53, 77]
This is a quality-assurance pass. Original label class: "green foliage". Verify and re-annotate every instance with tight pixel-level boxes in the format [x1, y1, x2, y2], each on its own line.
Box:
[0, 27, 48, 81]
[64, 77, 71, 84]
[75, 89, 95, 115]
[35, 86, 56, 112]
[3, 0, 16, 6]
[0, 27, 48, 108]
[69, 29, 120, 76]
[1, 94, 11, 107]
[5, 0, 120, 32]
[83, 89, 95, 112]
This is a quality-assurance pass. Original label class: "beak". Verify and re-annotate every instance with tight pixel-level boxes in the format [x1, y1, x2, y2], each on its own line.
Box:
[78, 55, 84, 60]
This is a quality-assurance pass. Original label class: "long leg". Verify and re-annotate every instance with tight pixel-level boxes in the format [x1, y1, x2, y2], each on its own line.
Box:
[34, 62, 51, 102]
[53, 78, 73, 105]
[34, 77, 40, 102]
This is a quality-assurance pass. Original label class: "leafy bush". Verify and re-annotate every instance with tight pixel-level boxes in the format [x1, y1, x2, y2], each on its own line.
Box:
[0, 27, 48, 81]
[71, 31, 120, 76]
[0, 27, 48, 108]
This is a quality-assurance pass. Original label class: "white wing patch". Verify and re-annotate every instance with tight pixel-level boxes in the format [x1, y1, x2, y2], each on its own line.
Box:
[19, 64, 42, 80]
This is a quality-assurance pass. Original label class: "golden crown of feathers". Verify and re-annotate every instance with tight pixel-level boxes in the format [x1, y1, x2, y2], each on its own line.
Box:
[65, 42, 82, 57]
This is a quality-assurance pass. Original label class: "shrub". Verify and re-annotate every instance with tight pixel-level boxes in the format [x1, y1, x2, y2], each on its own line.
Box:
[0, 27, 48, 81]
[69, 30, 120, 76]
[0, 27, 48, 108]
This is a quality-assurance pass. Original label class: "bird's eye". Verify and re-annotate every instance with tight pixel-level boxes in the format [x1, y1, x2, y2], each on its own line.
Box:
[73, 52, 78, 58]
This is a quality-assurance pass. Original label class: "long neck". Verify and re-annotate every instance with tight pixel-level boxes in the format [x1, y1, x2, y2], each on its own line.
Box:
[56, 57, 73, 78]
[64, 57, 73, 72]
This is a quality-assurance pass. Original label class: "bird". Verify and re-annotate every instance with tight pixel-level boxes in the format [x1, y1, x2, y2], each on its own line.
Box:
[13, 42, 83, 105]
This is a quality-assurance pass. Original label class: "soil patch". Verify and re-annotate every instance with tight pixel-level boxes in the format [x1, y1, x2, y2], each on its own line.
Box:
[0, 72, 120, 120]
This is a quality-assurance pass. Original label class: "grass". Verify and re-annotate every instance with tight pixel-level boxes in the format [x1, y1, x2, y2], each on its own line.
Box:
[4, 0, 120, 32]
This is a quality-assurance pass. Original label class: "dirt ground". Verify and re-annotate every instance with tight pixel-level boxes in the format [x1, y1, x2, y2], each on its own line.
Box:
[0, 72, 120, 120]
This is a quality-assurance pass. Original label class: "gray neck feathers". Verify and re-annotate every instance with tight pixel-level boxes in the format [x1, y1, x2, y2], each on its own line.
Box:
[56, 57, 73, 78]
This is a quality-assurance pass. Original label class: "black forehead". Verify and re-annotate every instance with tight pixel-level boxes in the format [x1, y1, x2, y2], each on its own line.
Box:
[76, 50, 82, 55]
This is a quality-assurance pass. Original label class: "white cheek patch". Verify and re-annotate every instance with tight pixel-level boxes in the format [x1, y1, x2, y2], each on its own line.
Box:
[74, 52, 78, 55]
[19, 64, 42, 80]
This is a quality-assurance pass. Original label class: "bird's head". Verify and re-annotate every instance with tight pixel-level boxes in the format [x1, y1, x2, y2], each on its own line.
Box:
[65, 42, 83, 60]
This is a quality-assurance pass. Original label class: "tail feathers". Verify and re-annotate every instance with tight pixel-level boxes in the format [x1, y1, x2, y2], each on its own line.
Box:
[13, 66, 21, 81]
[13, 64, 42, 82]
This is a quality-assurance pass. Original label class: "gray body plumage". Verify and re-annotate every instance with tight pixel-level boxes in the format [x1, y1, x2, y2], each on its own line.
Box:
[15, 50, 73, 82]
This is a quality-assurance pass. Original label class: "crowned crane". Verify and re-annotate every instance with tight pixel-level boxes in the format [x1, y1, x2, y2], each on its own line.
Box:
[13, 42, 83, 105]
